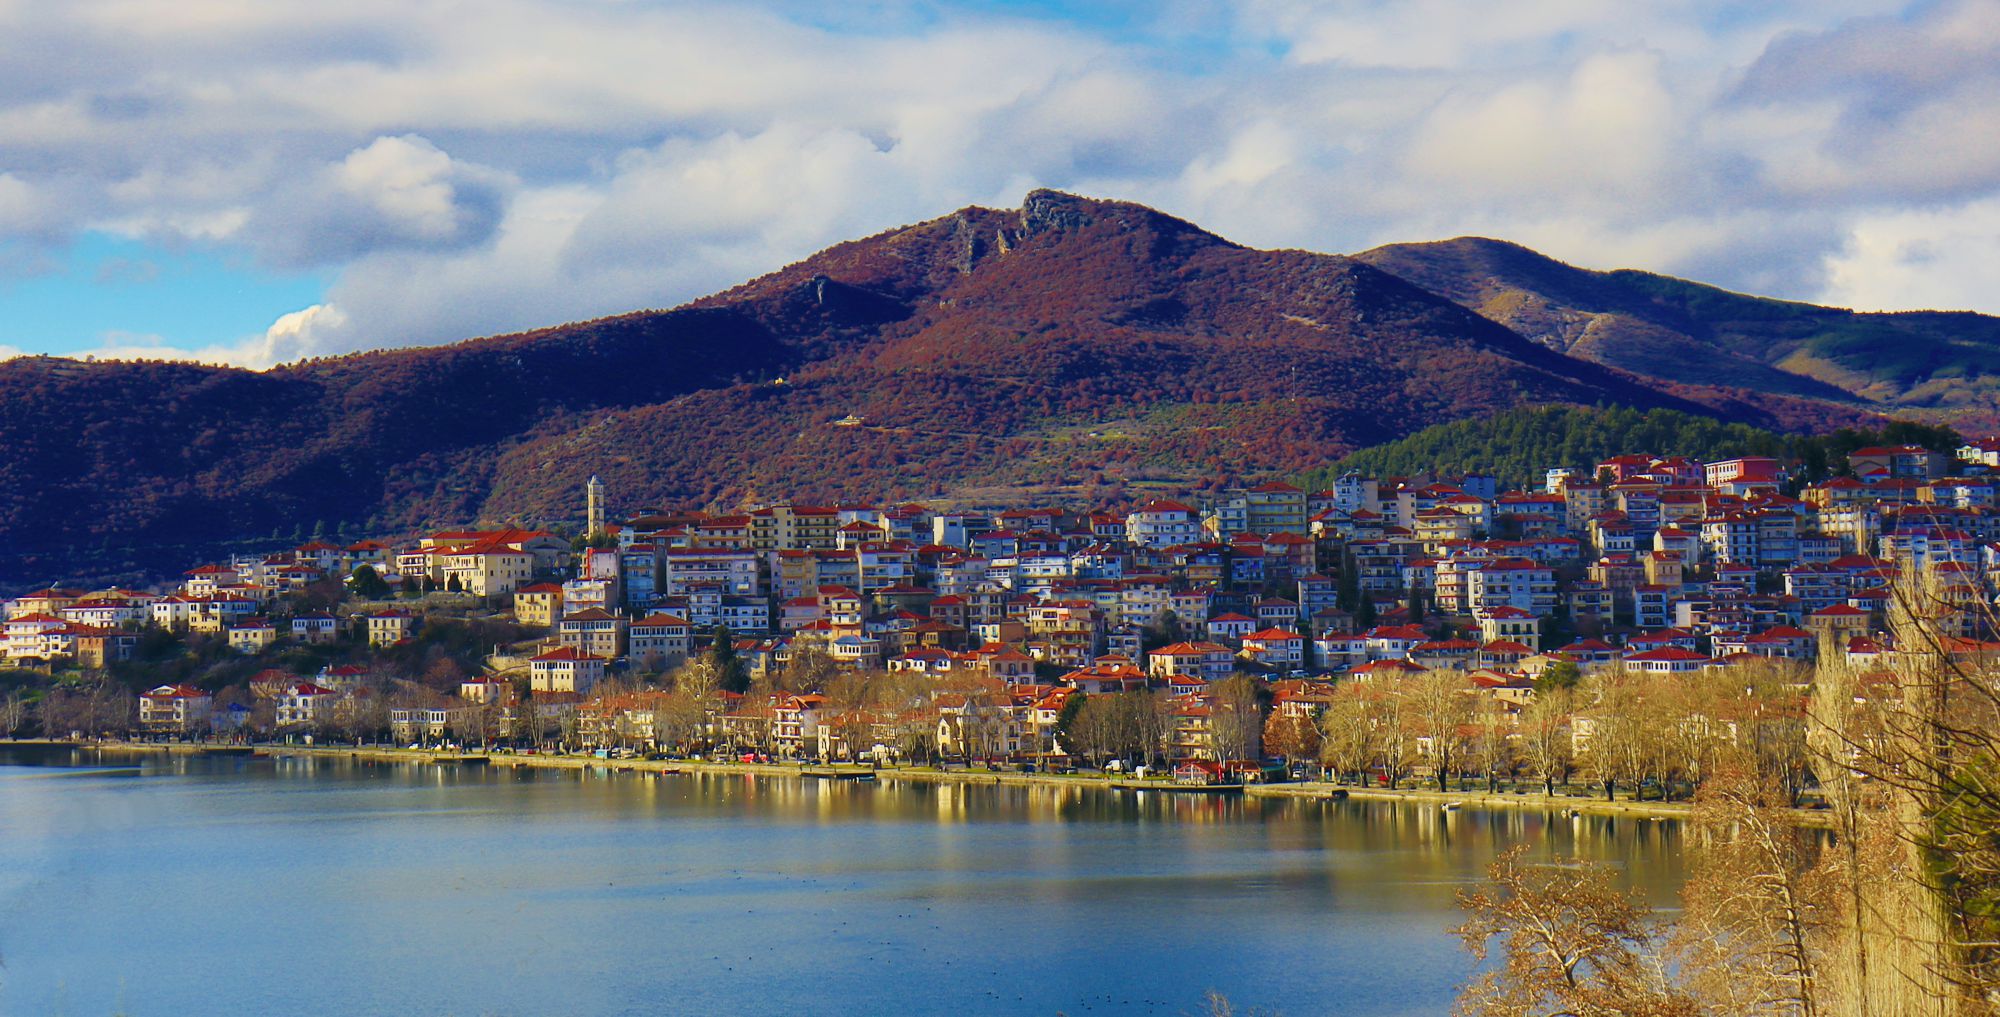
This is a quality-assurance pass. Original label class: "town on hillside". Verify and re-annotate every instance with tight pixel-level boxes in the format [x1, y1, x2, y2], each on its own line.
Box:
[8, 439, 2000, 792]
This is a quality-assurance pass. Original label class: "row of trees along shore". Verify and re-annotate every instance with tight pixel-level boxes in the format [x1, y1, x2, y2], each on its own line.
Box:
[1453, 573, 2000, 1017]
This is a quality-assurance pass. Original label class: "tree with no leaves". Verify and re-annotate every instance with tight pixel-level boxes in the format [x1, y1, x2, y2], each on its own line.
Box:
[1672, 768, 1835, 1017]
[1408, 667, 1475, 792]
[1317, 685, 1382, 786]
[1263, 710, 1321, 767]
[0, 689, 31, 737]
[1454, 847, 1697, 1017]
[1520, 683, 1575, 795]
[777, 642, 839, 694]
[1207, 674, 1269, 762]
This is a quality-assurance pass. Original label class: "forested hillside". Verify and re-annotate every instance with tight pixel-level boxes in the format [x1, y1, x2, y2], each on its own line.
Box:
[0, 190, 1920, 588]
[1308, 406, 1960, 491]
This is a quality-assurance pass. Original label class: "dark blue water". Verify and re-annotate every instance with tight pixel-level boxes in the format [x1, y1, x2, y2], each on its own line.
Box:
[0, 746, 1683, 1016]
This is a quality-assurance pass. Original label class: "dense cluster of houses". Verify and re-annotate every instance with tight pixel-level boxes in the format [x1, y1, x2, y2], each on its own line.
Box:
[13, 442, 2000, 765]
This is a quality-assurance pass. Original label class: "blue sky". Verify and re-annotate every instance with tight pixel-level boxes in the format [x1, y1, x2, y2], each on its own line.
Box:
[1, 0, 1996, 367]
[0, 234, 324, 357]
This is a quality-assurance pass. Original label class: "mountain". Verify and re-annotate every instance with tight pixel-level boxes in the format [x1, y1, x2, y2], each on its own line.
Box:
[0, 191, 1891, 587]
[1354, 237, 2000, 418]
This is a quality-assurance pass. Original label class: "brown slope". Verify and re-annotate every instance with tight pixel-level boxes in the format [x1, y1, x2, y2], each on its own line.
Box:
[1354, 236, 2000, 419]
[0, 190, 1853, 588]
[468, 191, 1733, 521]
[0, 298, 881, 585]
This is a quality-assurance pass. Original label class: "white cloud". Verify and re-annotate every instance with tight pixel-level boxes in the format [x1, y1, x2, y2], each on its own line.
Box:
[248, 302, 348, 365]
[1400, 51, 1682, 207]
[1820, 196, 2000, 312]
[242, 134, 512, 268]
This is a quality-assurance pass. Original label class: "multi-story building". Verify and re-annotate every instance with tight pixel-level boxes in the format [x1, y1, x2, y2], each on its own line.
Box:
[660, 549, 760, 597]
[139, 684, 212, 733]
[513, 583, 564, 627]
[529, 646, 606, 694]
[1125, 500, 1202, 549]
[558, 608, 628, 660]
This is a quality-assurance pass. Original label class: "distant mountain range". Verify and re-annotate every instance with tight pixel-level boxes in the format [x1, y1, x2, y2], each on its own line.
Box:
[2, 190, 1984, 587]
[1355, 236, 2000, 413]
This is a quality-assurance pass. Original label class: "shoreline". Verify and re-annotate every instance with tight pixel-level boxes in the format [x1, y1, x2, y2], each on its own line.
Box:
[29, 738, 1820, 824]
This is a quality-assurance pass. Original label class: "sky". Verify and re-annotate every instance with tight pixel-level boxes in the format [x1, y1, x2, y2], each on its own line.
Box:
[1, 0, 1997, 368]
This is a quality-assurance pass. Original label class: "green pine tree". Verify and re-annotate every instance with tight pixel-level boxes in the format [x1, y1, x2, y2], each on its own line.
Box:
[1354, 595, 1377, 630]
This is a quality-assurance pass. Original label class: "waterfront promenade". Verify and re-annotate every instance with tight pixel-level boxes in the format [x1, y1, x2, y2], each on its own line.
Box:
[42, 738, 1768, 824]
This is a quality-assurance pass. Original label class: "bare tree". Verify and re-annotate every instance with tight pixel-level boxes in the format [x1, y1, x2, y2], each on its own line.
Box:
[1069, 694, 1126, 767]
[1375, 675, 1417, 790]
[1673, 768, 1834, 1017]
[1263, 711, 1321, 768]
[1317, 686, 1382, 786]
[1520, 684, 1575, 795]
[1802, 569, 1991, 1014]
[1582, 670, 1657, 801]
[88, 681, 133, 738]
[776, 643, 840, 694]
[1408, 668, 1475, 792]
[1454, 847, 1696, 1017]
[39, 687, 88, 739]
[1, 690, 32, 738]
[1207, 675, 1267, 762]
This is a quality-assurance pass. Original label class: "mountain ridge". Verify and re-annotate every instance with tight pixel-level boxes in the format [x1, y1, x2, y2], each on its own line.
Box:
[0, 190, 1935, 587]
[1354, 235, 2000, 415]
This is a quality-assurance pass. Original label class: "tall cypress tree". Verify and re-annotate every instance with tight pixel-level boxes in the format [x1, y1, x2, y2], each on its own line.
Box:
[708, 624, 748, 693]
[1337, 547, 1360, 613]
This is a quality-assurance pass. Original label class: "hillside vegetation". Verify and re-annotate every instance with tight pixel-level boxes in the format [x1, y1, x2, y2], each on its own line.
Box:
[0, 190, 1945, 587]
[1357, 237, 2000, 419]
[1307, 405, 1960, 491]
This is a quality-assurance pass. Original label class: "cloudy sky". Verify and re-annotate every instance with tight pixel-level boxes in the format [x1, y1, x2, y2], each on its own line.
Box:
[1, 0, 1996, 368]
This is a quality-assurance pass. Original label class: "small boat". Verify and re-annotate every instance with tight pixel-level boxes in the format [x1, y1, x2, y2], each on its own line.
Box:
[1441, 801, 1464, 812]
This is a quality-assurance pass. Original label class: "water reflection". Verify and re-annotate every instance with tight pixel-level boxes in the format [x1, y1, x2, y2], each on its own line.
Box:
[0, 745, 1685, 1017]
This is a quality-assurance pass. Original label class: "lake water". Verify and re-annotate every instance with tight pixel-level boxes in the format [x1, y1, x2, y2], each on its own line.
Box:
[0, 746, 1685, 1017]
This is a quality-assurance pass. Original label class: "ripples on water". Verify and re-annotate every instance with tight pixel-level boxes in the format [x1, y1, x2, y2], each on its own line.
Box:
[0, 745, 1683, 1017]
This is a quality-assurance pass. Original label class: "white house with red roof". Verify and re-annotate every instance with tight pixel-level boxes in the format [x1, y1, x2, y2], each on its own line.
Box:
[59, 597, 143, 629]
[1204, 612, 1256, 643]
[276, 683, 338, 728]
[1362, 625, 1429, 661]
[1314, 632, 1369, 670]
[1478, 640, 1536, 670]
[139, 685, 212, 733]
[1621, 647, 1715, 673]
[1146, 641, 1236, 682]
[1059, 655, 1150, 693]
[1627, 628, 1701, 654]
[529, 646, 606, 694]
[1240, 627, 1305, 672]
[365, 609, 416, 647]
[630, 613, 693, 669]
[5, 614, 69, 661]
[292, 612, 339, 645]
[1124, 499, 1201, 549]
[181, 564, 242, 597]
[1473, 605, 1540, 646]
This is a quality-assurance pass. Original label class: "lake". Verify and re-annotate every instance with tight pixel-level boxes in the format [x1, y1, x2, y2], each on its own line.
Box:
[0, 746, 1685, 1017]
